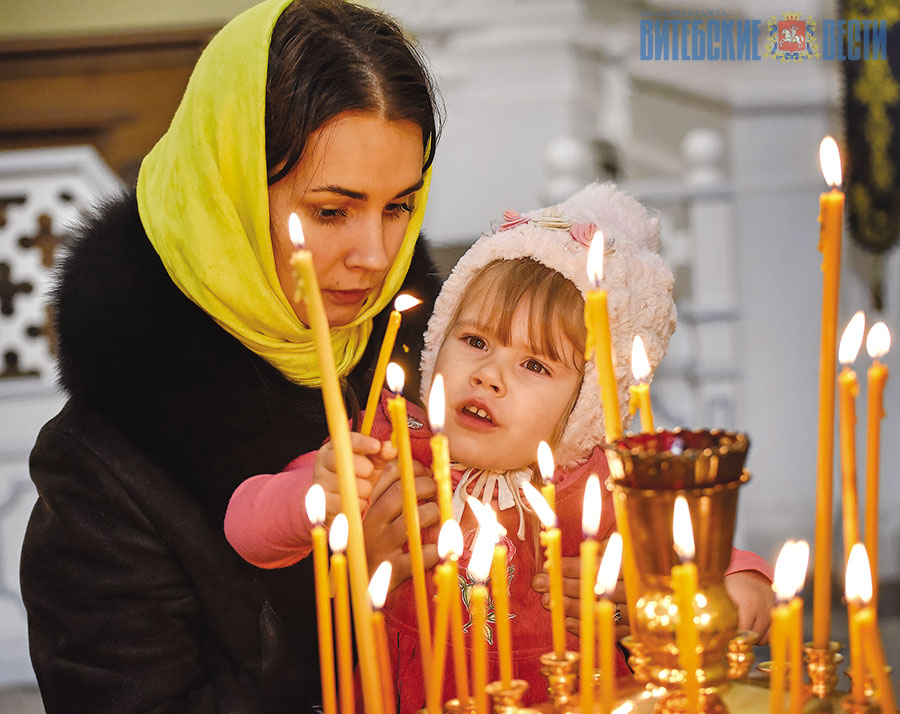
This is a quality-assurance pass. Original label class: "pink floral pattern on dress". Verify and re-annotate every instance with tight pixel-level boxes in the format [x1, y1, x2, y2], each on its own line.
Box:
[457, 527, 517, 643]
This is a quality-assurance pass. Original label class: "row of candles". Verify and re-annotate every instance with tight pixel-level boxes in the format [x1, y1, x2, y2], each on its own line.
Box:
[288, 132, 895, 714]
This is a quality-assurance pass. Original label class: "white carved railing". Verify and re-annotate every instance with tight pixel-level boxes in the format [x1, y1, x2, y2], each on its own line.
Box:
[0, 146, 123, 684]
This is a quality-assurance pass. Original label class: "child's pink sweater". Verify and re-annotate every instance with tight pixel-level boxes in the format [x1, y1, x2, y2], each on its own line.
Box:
[225, 391, 773, 713]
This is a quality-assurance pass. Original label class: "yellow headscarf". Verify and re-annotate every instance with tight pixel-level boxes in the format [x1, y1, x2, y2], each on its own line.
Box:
[137, 0, 432, 386]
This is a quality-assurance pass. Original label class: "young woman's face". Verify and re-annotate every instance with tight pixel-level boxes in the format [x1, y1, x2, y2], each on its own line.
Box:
[433, 293, 583, 472]
[268, 111, 425, 327]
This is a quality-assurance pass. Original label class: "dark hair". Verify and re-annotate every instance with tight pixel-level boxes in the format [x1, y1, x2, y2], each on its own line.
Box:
[265, 0, 443, 184]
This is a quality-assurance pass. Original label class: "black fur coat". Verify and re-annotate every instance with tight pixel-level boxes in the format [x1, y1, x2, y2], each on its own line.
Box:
[20, 190, 441, 713]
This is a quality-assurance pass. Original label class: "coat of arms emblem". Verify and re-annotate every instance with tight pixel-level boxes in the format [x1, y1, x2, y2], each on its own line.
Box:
[766, 11, 819, 61]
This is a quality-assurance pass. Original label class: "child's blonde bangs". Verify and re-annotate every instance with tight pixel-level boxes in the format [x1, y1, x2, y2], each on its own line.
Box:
[447, 258, 586, 368]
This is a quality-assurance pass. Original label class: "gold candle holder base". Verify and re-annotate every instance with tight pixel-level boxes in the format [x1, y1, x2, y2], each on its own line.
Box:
[655, 688, 728, 714]
[485, 680, 529, 714]
[804, 642, 843, 700]
[727, 631, 759, 681]
[621, 636, 650, 684]
[444, 697, 476, 714]
[839, 694, 880, 714]
[845, 667, 892, 702]
[539, 651, 580, 713]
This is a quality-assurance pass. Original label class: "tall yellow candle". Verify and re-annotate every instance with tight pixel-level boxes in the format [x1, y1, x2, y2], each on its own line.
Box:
[306, 486, 337, 714]
[329, 515, 354, 714]
[595, 532, 623, 714]
[865, 322, 890, 611]
[537, 441, 556, 512]
[813, 137, 844, 650]
[491, 544, 514, 688]
[385, 363, 433, 675]
[672, 496, 700, 714]
[288, 215, 380, 713]
[789, 542, 810, 714]
[846, 543, 870, 703]
[769, 605, 789, 714]
[428, 375, 453, 523]
[580, 475, 602, 714]
[838, 312, 865, 565]
[467, 524, 495, 714]
[360, 294, 422, 436]
[585, 232, 622, 443]
[628, 335, 655, 433]
[449, 559, 471, 702]
[369, 562, 397, 714]
[430, 521, 463, 713]
[523, 482, 566, 658]
[610, 486, 640, 640]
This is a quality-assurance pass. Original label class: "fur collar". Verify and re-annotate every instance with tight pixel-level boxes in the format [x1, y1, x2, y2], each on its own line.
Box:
[53, 189, 440, 520]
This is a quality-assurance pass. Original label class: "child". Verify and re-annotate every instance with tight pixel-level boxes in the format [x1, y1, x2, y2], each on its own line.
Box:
[225, 182, 774, 712]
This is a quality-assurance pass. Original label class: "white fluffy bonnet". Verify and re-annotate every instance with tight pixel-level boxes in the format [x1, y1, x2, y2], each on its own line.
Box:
[418, 182, 678, 469]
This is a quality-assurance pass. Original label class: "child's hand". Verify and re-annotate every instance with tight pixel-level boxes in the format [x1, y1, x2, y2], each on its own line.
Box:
[724, 570, 775, 644]
[313, 433, 397, 520]
[531, 535, 630, 642]
[363, 459, 440, 591]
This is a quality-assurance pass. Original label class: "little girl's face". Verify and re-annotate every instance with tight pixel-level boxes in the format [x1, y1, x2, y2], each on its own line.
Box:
[433, 293, 583, 472]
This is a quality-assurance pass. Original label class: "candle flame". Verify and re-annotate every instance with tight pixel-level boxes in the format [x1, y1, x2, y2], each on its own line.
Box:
[838, 311, 866, 365]
[288, 212, 305, 249]
[595, 531, 623, 596]
[790, 540, 810, 596]
[428, 374, 446, 432]
[586, 231, 605, 287]
[467, 510, 496, 583]
[394, 293, 422, 312]
[437, 519, 464, 560]
[368, 560, 392, 610]
[522, 481, 558, 529]
[672, 495, 695, 562]
[819, 136, 843, 188]
[631, 335, 651, 381]
[773, 540, 797, 602]
[845, 542, 873, 606]
[386, 361, 405, 394]
[329, 512, 349, 553]
[582, 474, 602, 537]
[537, 441, 555, 485]
[305, 483, 326, 526]
[866, 321, 891, 360]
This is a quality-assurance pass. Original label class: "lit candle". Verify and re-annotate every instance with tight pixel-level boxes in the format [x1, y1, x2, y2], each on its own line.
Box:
[491, 543, 513, 688]
[847, 543, 897, 714]
[607, 456, 639, 635]
[628, 335, 655, 433]
[429, 521, 463, 714]
[846, 543, 870, 704]
[595, 532, 623, 714]
[585, 232, 622, 443]
[306, 485, 337, 714]
[789, 541, 810, 714]
[329, 514, 354, 714]
[288, 215, 380, 710]
[672, 496, 700, 714]
[865, 322, 890, 611]
[385, 362, 433, 676]
[467, 522, 495, 714]
[428, 374, 453, 523]
[537, 441, 556, 512]
[580, 475, 602, 714]
[369, 561, 397, 714]
[523, 482, 566, 659]
[769, 543, 793, 714]
[838, 311, 865, 565]
[360, 294, 422, 436]
[813, 137, 844, 649]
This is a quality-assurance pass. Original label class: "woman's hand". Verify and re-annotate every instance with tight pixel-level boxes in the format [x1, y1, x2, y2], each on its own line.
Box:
[724, 570, 775, 644]
[531, 536, 631, 641]
[363, 459, 440, 591]
[313, 433, 397, 520]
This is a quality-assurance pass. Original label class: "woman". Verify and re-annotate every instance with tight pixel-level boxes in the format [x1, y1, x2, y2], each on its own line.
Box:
[20, 1, 443, 712]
